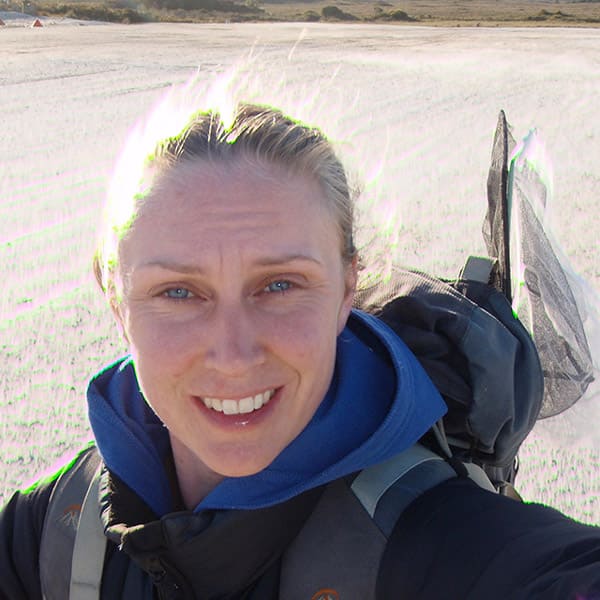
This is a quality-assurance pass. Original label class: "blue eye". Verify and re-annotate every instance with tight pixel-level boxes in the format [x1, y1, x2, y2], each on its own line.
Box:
[264, 280, 292, 294]
[164, 287, 193, 300]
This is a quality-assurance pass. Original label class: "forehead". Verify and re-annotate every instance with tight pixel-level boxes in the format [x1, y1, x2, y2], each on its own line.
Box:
[143, 158, 332, 233]
[119, 158, 342, 270]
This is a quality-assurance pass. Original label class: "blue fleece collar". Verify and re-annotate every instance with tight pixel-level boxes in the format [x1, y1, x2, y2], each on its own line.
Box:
[87, 310, 447, 516]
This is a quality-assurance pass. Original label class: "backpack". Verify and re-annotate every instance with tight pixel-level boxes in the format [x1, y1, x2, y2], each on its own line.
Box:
[39, 111, 595, 598]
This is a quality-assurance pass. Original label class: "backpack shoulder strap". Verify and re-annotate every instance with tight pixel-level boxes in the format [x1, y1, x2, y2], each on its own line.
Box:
[69, 467, 106, 599]
[351, 443, 496, 537]
[280, 443, 497, 599]
[40, 445, 105, 600]
[351, 444, 451, 525]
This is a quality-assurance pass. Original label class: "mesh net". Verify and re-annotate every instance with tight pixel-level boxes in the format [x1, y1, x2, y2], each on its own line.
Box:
[485, 112, 599, 427]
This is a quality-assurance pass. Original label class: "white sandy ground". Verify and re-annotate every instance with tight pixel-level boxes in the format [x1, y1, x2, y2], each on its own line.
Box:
[0, 23, 598, 523]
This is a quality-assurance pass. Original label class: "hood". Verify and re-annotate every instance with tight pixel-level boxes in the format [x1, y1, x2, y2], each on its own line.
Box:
[87, 310, 447, 516]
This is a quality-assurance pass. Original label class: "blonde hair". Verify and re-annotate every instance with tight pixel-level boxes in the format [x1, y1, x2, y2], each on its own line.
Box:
[93, 101, 357, 300]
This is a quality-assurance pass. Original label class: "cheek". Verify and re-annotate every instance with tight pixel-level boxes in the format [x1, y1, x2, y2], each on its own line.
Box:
[125, 311, 200, 375]
[268, 304, 339, 354]
[269, 309, 339, 400]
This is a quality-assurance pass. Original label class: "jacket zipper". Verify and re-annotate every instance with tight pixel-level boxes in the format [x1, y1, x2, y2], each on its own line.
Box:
[148, 556, 183, 600]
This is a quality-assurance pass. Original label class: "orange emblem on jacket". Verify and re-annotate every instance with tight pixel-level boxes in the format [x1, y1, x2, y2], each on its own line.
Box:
[311, 589, 340, 600]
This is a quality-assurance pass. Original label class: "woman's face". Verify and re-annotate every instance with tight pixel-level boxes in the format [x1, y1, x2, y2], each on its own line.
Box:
[114, 158, 356, 492]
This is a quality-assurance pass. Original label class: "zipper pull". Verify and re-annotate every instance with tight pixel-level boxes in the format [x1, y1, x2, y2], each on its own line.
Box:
[147, 556, 167, 584]
[147, 556, 183, 600]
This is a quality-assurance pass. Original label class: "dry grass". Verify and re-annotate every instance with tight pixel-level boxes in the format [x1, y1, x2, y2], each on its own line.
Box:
[203, 0, 600, 26]
[13, 0, 600, 25]
[264, 0, 600, 26]
[255, 0, 600, 27]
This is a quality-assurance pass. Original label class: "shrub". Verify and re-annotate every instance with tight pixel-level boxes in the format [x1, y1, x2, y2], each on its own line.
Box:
[387, 9, 415, 22]
[302, 9, 319, 21]
[36, 2, 147, 22]
[321, 4, 357, 20]
[140, 0, 261, 12]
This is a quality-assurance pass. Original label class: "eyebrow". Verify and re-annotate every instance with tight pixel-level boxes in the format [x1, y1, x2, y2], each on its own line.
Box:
[135, 254, 324, 274]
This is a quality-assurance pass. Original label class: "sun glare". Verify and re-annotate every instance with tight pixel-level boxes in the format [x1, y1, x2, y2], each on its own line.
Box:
[97, 59, 402, 292]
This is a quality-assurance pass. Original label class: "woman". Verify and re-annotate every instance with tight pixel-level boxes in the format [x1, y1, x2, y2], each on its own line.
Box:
[1, 97, 599, 600]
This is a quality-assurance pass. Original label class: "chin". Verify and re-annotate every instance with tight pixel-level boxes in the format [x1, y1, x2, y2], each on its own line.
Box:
[204, 449, 278, 479]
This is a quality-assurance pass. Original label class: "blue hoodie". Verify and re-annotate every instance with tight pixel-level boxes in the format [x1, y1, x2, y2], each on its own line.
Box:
[87, 310, 447, 517]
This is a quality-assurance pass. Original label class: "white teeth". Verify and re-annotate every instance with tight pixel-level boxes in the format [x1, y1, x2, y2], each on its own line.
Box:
[202, 390, 274, 415]
[238, 396, 254, 414]
[222, 399, 238, 415]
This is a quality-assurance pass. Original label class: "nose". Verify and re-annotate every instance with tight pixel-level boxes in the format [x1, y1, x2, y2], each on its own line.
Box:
[203, 302, 266, 376]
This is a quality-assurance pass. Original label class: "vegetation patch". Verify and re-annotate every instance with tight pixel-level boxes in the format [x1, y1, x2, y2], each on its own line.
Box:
[14, 0, 265, 23]
[36, 1, 147, 22]
[4, 0, 600, 27]
[528, 8, 574, 21]
[321, 4, 357, 20]
[302, 8, 319, 20]
[381, 8, 416, 21]
[143, 0, 262, 13]
[525, 7, 600, 23]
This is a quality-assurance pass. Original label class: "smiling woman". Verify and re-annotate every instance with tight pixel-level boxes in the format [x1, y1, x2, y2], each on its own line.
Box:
[1, 78, 599, 600]
[111, 155, 357, 508]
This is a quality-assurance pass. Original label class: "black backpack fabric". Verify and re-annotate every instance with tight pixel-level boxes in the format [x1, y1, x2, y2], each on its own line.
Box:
[354, 265, 543, 487]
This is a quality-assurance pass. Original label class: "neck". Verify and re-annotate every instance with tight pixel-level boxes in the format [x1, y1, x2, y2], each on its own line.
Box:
[169, 435, 225, 510]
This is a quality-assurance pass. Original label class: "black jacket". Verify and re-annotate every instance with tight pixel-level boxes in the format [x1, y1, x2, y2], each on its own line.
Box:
[1, 454, 599, 600]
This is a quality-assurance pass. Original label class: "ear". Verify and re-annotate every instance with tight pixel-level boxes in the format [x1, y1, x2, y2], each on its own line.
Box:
[337, 255, 358, 335]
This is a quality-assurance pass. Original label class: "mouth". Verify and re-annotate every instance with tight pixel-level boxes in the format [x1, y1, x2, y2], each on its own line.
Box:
[201, 389, 275, 415]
